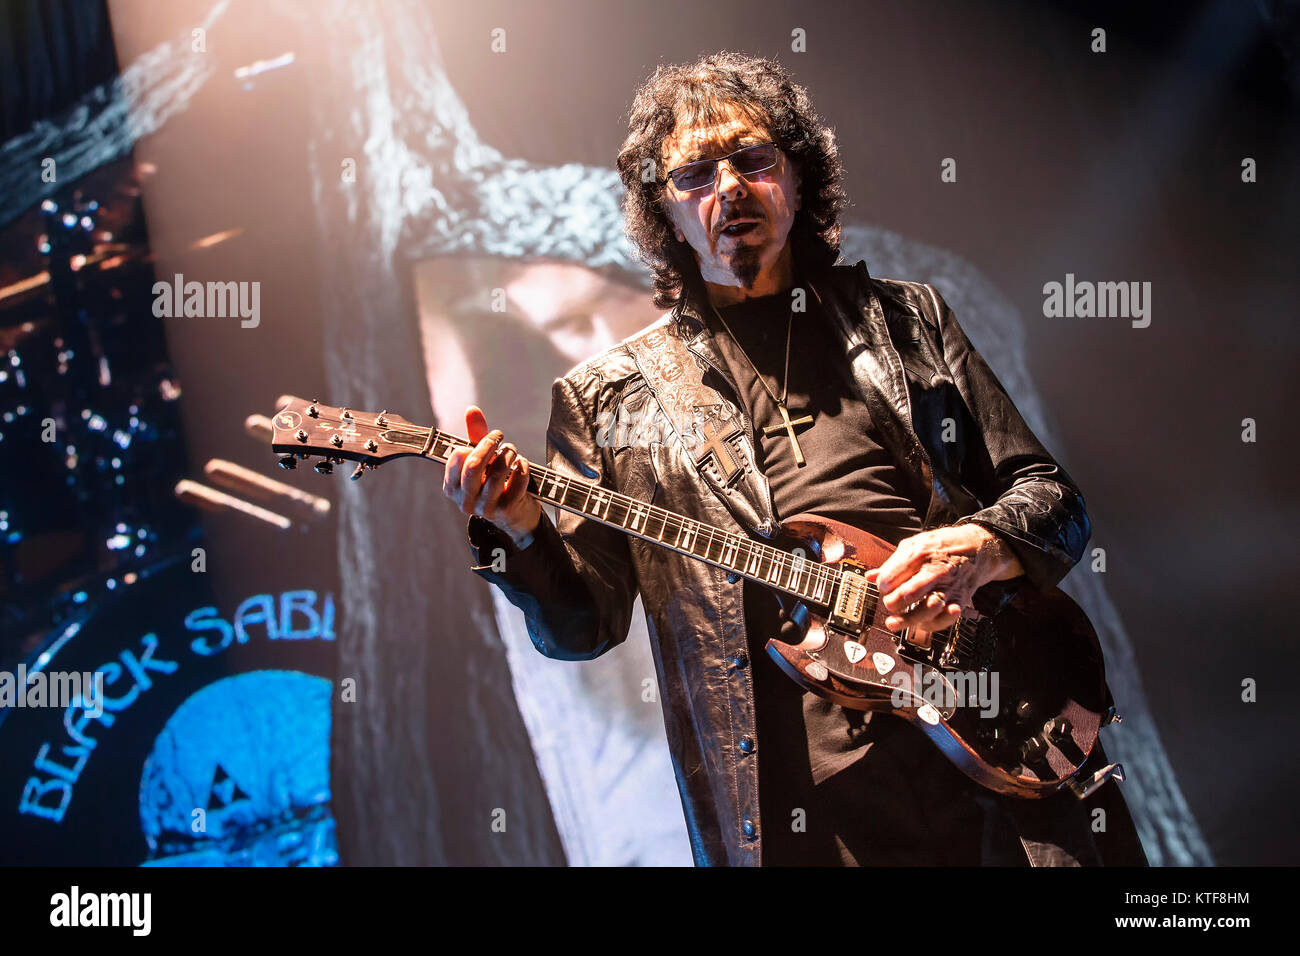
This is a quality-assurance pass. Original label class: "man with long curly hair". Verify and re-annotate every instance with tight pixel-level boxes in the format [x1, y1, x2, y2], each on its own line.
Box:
[444, 52, 1146, 867]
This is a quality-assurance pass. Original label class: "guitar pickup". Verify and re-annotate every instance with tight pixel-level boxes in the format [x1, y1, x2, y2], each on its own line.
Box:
[827, 560, 872, 631]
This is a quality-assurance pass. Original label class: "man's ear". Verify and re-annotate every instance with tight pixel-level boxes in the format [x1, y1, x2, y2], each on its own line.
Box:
[663, 202, 686, 242]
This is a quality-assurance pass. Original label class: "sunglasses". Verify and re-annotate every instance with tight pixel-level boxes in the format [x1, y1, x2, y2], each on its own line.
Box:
[663, 142, 780, 192]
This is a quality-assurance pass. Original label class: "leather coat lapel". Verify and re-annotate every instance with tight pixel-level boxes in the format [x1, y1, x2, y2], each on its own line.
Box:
[626, 315, 779, 539]
[812, 262, 939, 527]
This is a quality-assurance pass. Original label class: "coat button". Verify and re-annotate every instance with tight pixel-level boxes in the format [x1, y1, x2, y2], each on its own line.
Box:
[739, 736, 755, 754]
[742, 818, 757, 838]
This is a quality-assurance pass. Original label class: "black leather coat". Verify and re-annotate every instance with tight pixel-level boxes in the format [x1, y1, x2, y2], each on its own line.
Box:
[466, 259, 1146, 866]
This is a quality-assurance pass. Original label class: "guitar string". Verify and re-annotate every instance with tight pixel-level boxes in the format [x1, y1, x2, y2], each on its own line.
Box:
[292, 414, 981, 645]
[507, 447, 980, 641]
[297, 414, 984, 652]
[287, 412, 981, 643]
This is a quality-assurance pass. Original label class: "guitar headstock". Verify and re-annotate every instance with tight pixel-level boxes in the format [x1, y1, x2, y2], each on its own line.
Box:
[269, 398, 428, 478]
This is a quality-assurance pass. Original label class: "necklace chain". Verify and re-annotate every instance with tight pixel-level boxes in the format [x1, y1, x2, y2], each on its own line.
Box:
[705, 285, 816, 468]
[708, 298, 795, 409]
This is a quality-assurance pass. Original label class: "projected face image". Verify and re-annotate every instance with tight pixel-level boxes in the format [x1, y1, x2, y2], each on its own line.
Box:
[415, 257, 659, 441]
[499, 262, 648, 365]
[414, 253, 662, 697]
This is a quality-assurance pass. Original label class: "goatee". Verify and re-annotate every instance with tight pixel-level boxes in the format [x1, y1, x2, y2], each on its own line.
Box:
[731, 248, 762, 289]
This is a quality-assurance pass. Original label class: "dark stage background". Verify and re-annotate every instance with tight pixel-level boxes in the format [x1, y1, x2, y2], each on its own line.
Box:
[1, 0, 1296, 866]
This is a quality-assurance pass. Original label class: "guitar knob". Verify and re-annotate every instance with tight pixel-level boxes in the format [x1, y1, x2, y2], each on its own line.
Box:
[1020, 735, 1048, 762]
[313, 459, 334, 475]
[364, 439, 378, 453]
[1045, 717, 1074, 742]
[979, 725, 1006, 744]
[277, 455, 297, 470]
[296, 429, 308, 443]
[331, 434, 344, 448]
[307, 404, 319, 418]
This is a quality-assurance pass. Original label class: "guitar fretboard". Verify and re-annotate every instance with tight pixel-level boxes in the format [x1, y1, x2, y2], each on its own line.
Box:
[417, 426, 843, 607]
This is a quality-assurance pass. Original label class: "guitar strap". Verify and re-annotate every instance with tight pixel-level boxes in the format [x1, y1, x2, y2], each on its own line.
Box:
[625, 319, 778, 539]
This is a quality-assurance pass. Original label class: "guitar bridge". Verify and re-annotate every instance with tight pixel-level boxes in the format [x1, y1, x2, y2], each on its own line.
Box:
[896, 616, 995, 672]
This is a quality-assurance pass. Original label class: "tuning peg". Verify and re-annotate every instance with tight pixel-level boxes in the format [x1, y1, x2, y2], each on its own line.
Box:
[350, 463, 366, 481]
[331, 433, 345, 448]
[277, 455, 297, 470]
[313, 459, 334, 476]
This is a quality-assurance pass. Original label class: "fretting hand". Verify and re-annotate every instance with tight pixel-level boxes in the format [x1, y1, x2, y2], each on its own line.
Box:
[442, 405, 542, 548]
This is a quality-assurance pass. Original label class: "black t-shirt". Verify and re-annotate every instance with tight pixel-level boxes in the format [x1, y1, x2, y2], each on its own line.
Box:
[708, 289, 924, 543]
[704, 288, 1018, 866]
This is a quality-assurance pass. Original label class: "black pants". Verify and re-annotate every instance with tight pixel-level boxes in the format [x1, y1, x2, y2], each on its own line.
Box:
[758, 707, 1031, 866]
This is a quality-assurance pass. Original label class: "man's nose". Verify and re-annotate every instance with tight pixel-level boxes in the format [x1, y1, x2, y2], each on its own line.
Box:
[714, 158, 749, 200]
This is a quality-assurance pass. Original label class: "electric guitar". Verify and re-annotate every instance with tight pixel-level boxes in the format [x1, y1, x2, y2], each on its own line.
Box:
[270, 398, 1123, 800]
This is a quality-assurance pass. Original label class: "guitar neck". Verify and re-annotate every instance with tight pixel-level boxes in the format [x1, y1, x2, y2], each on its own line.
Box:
[401, 423, 840, 607]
